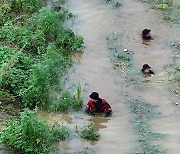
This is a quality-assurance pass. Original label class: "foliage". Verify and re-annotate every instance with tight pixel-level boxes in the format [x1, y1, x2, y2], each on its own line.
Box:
[6, 0, 42, 14]
[50, 91, 83, 112]
[22, 64, 50, 108]
[0, 23, 46, 54]
[0, 2, 84, 109]
[80, 123, 100, 141]
[0, 46, 32, 96]
[0, 109, 69, 153]
[51, 123, 69, 141]
[154, 4, 170, 10]
[0, 0, 43, 26]
[126, 100, 165, 153]
[113, 2, 121, 8]
[103, 0, 121, 9]
[75, 82, 82, 100]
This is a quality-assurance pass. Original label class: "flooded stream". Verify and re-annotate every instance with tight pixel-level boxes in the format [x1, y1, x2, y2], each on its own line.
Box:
[26, 0, 180, 153]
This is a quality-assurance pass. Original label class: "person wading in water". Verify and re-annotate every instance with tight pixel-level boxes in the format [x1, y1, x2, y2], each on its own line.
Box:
[85, 92, 112, 117]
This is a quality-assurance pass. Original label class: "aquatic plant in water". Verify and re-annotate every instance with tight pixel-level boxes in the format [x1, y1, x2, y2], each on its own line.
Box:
[126, 100, 166, 153]
[80, 123, 100, 141]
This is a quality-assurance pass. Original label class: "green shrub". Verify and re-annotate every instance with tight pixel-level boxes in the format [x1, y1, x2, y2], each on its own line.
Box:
[22, 64, 50, 108]
[71, 99, 83, 111]
[0, 46, 32, 96]
[80, 123, 100, 141]
[0, 23, 47, 54]
[0, 0, 84, 110]
[7, 0, 43, 14]
[0, 109, 69, 154]
[50, 90, 83, 112]
[154, 4, 170, 10]
[50, 91, 72, 112]
[42, 44, 65, 85]
[51, 123, 69, 141]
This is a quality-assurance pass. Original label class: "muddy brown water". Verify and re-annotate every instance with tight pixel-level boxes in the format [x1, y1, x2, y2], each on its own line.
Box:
[1, 0, 180, 153]
[40, 0, 180, 153]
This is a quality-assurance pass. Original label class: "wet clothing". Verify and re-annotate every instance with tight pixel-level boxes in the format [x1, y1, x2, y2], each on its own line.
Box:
[142, 35, 151, 40]
[141, 69, 155, 76]
[142, 29, 151, 40]
[85, 98, 112, 116]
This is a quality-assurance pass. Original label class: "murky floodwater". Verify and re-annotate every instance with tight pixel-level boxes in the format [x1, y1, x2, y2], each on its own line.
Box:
[41, 0, 180, 153]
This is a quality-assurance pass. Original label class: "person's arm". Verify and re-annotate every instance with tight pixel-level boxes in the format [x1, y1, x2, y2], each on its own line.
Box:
[104, 102, 112, 117]
[85, 101, 95, 116]
[150, 70, 155, 75]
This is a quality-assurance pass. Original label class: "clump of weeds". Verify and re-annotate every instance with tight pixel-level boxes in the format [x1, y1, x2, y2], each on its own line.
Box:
[49, 83, 83, 112]
[103, 0, 121, 9]
[138, 0, 180, 24]
[106, 33, 133, 71]
[126, 99, 166, 153]
[80, 123, 100, 141]
[167, 41, 180, 96]
[49, 90, 83, 112]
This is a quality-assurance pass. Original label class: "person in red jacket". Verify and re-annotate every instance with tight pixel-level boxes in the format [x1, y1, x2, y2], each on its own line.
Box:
[85, 92, 112, 117]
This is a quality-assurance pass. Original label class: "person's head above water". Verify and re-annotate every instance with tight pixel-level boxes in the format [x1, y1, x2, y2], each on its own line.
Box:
[89, 92, 99, 101]
[142, 64, 151, 73]
[142, 29, 151, 40]
[142, 64, 155, 76]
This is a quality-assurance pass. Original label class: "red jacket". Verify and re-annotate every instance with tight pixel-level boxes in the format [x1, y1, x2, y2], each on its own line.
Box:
[85, 98, 111, 113]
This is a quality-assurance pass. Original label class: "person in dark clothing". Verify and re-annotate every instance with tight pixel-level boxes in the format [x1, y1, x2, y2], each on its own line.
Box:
[141, 64, 155, 76]
[85, 92, 112, 117]
[142, 29, 152, 40]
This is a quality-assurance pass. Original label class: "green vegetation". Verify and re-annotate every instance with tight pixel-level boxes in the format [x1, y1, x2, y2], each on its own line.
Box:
[0, 1, 83, 109]
[49, 90, 83, 112]
[154, 4, 170, 10]
[126, 100, 165, 153]
[106, 33, 133, 71]
[138, 0, 180, 24]
[0, 109, 69, 153]
[103, 0, 121, 9]
[80, 123, 100, 141]
[168, 42, 180, 96]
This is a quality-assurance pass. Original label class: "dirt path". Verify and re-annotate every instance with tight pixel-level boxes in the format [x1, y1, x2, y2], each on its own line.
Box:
[57, 0, 180, 153]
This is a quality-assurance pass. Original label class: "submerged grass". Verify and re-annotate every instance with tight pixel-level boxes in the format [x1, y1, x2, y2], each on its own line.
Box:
[106, 33, 133, 71]
[102, 0, 121, 9]
[168, 41, 180, 96]
[80, 123, 100, 141]
[138, 0, 180, 25]
[126, 99, 166, 153]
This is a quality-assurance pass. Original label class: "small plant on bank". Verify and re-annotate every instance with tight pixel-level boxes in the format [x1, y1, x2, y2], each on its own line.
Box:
[80, 123, 100, 141]
[0, 108, 69, 153]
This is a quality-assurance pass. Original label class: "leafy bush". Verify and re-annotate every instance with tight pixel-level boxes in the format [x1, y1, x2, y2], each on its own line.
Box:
[0, 0, 84, 110]
[50, 91, 83, 112]
[22, 64, 50, 108]
[0, 46, 32, 96]
[7, 0, 43, 14]
[51, 123, 69, 141]
[80, 123, 100, 141]
[0, 23, 46, 54]
[0, 109, 69, 153]
[154, 4, 170, 10]
[50, 91, 73, 112]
